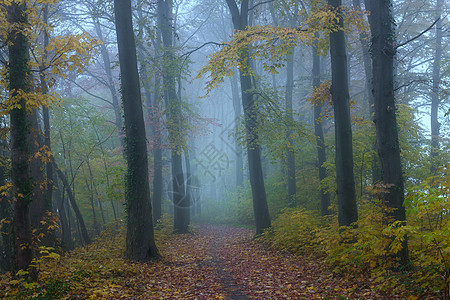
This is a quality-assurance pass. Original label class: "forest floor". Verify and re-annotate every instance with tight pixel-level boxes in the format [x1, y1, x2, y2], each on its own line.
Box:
[143, 225, 404, 299]
[1, 224, 416, 299]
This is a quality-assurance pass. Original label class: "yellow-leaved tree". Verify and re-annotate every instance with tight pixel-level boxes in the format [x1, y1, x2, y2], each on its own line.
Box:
[0, 0, 99, 279]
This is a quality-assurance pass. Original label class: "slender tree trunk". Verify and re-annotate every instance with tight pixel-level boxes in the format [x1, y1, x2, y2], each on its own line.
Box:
[184, 151, 192, 226]
[53, 162, 91, 245]
[226, 0, 271, 235]
[157, 0, 188, 234]
[139, 28, 163, 224]
[328, 0, 358, 227]
[86, 160, 105, 226]
[114, 0, 159, 260]
[93, 22, 125, 152]
[35, 3, 56, 247]
[312, 41, 331, 216]
[430, 0, 443, 174]
[84, 176, 100, 235]
[285, 49, 296, 208]
[366, 0, 409, 267]
[7, 1, 35, 278]
[230, 73, 244, 187]
[54, 178, 73, 250]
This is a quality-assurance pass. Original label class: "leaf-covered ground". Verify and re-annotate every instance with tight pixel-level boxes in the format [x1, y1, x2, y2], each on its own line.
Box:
[1, 224, 414, 299]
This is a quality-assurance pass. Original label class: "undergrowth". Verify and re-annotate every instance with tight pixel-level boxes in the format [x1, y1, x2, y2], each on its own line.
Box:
[263, 166, 450, 299]
[0, 216, 175, 299]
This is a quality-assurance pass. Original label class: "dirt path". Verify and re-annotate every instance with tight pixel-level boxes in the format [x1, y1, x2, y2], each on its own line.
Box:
[140, 224, 400, 299]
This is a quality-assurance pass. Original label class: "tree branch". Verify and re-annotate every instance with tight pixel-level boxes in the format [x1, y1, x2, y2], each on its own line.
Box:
[67, 78, 113, 105]
[396, 18, 440, 49]
[249, 0, 275, 12]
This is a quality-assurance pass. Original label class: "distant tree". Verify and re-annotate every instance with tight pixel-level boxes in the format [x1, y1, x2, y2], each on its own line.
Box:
[430, 0, 444, 174]
[312, 39, 331, 216]
[157, 0, 189, 233]
[366, 0, 409, 266]
[113, 0, 159, 260]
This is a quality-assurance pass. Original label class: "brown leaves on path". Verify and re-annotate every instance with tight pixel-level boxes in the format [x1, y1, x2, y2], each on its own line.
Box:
[0, 224, 406, 299]
[146, 224, 402, 299]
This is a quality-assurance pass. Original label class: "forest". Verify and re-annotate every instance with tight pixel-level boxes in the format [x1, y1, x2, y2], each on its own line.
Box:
[0, 0, 448, 299]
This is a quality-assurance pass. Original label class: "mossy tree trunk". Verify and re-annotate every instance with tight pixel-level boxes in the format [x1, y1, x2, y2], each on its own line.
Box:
[7, 1, 35, 278]
[113, 0, 159, 260]
[366, 0, 409, 267]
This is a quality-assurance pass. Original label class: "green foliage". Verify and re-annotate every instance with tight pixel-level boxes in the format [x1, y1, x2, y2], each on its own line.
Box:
[404, 165, 450, 297]
[263, 208, 322, 254]
[265, 172, 449, 298]
[396, 104, 430, 185]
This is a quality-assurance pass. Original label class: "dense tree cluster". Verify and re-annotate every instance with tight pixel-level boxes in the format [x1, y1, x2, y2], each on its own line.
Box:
[0, 0, 448, 297]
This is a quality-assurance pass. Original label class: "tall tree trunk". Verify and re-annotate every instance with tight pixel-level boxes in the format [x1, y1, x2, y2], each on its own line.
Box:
[312, 41, 331, 216]
[366, 0, 409, 267]
[226, 0, 271, 235]
[113, 0, 159, 260]
[157, 0, 188, 234]
[285, 49, 296, 208]
[430, 0, 443, 174]
[328, 0, 358, 227]
[7, 1, 35, 278]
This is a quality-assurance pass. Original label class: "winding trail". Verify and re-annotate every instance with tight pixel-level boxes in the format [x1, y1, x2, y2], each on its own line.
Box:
[139, 224, 400, 299]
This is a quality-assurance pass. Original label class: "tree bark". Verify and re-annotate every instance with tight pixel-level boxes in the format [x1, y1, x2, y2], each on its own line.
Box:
[366, 0, 409, 267]
[312, 41, 331, 216]
[7, 1, 35, 278]
[328, 0, 358, 227]
[113, 0, 159, 260]
[226, 0, 271, 235]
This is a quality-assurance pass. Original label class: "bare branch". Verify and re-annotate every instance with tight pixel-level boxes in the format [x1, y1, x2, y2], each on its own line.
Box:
[249, 0, 275, 12]
[396, 18, 440, 49]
